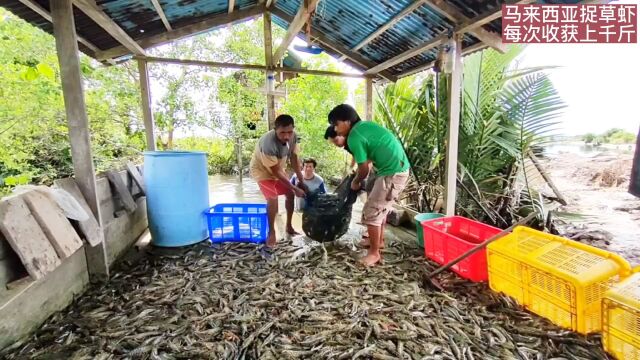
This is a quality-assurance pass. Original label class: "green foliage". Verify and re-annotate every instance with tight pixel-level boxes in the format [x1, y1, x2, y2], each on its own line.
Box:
[582, 133, 596, 144]
[0, 8, 143, 195]
[279, 55, 350, 179]
[174, 137, 236, 174]
[376, 47, 566, 226]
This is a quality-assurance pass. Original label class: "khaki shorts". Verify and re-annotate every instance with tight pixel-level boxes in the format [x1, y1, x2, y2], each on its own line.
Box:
[362, 171, 409, 226]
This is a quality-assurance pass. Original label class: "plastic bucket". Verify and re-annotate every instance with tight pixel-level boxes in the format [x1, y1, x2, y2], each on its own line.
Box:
[414, 213, 444, 248]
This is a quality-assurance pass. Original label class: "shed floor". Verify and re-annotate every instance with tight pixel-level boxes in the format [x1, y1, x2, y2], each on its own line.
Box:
[1, 218, 607, 360]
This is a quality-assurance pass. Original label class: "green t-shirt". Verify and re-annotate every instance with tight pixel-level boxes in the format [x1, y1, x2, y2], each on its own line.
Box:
[347, 121, 410, 176]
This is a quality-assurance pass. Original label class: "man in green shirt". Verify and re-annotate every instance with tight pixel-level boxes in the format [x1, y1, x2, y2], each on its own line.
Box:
[328, 104, 410, 266]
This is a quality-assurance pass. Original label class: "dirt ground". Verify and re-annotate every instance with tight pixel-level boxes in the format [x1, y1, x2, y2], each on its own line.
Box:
[541, 149, 640, 265]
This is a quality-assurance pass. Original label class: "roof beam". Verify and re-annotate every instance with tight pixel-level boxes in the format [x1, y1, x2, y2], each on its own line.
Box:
[364, 0, 531, 76]
[425, 0, 507, 53]
[273, 0, 320, 64]
[136, 56, 367, 78]
[150, 0, 172, 31]
[73, 0, 145, 56]
[18, 0, 102, 55]
[396, 42, 486, 78]
[271, 7, 396, 82]
[228, 0, 235, 13]
[339, 0, 427, 61]
[97, 5, 265, 61]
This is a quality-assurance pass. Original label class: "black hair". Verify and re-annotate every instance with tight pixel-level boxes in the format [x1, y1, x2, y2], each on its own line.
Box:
[328, 104, 361, 125]
[274, 114, 294, 128]
[303, 158, 317, 168]
[324, 125, 338, 140]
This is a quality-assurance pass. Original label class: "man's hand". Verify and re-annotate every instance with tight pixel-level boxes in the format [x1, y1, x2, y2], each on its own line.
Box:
[350, 178, 361, 191]
[297, 181, 309, 193]
[293, 186, 306, 198]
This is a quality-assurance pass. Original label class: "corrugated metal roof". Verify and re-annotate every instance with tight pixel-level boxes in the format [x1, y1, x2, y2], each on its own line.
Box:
[0, 0, 583, 78]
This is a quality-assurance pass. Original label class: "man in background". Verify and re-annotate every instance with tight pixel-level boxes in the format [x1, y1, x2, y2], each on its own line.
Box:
[250, 115, 307, 247]
[290, 158, 326, 211]
[329, 104, 409, 266]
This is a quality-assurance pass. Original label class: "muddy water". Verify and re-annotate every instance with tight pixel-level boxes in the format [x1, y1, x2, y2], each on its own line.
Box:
[543, 150, 640, 265]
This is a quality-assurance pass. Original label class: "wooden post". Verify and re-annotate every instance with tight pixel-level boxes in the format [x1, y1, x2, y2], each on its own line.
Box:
[235, 137, 243, 181]
[263, 12, 276, 130]
[365, 78, 373, 120]
[137, 59, 156, 151]
[51, 0, 109, 279]
[444, 35, 463, 217]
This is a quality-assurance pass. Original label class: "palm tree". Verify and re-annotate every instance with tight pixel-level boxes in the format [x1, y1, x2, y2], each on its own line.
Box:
[376, 46, 565, 227]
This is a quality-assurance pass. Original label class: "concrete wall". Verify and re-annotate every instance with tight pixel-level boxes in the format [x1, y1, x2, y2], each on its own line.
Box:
[0, 169, 148, 350]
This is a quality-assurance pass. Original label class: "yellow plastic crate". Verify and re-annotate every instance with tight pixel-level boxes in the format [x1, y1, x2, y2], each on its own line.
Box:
[487, 226, 631, 334]
[603, 270, 640, 359]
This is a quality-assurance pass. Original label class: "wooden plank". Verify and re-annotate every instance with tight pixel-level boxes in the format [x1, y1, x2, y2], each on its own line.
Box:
[74, 0, 146, 56]
[396, 42, 486, 79]
[365, 78, 373, 120]
[53, 178, 104, 247]
[364, 0, 530, 76]
[6, 276, 32, 291]
[150, 0, 172, 31]
[22, 191, 83, 259]
[228, 0, 236, 13]
[52, 0, 108, 279]
[126, 162, 145, 194]
[137, 56, 366, 78]
[264, 12, 276, 130]
[137, 59, 156, 151]
[345, 0, 427, 57]
[444, 35, 463, 216]
[0, 249, 88, 351]
[106, 171, 137, 213]
[270, 8, 397, 82]
[425, 0, 507, 53]
[0, 195, 61, 279]
[97, 5, 265, 61]
[273, 0, 321, 63]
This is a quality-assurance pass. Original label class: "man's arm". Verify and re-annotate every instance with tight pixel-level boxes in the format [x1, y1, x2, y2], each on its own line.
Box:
[289, 151, 307, 192]
[271, 163, 305, 197]
[351, 162, 370, 190]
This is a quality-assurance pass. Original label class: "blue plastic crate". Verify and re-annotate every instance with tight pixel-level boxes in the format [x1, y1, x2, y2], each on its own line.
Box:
[205, 203, 268, 243]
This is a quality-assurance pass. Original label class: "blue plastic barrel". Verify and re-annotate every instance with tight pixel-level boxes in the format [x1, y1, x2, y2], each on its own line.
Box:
[144, 151, 209, 247]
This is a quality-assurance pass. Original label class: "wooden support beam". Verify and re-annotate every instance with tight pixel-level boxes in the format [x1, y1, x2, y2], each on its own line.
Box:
[74, 0, 145, 56]
[18, 0, 102, 55]
[136, 56, 366, 78]
[365, 78, 373, 120]
[273, 0, 320, 64]
[150, 0, 172, 31]
[264, 12, 276, 130]
[97, 5, 264, 61]
[137, 59, 157, 151]
[229, 0, 236, 13]
[444, 35, 463, 216]
[271, 8, 396, 82]
[51, 0, 109, 279]
[339, 0, 427, 62]
[396, 42, 486, 79]
[425, 0, 507, 53]
[365, 0, 530, 76]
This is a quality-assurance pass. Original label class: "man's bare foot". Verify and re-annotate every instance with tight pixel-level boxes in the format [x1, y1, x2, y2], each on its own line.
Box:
[359, 252, 381, 266]
[286, 227, 301, 236]
[266, 233, 277, 248]
[359, 238, 385, 248]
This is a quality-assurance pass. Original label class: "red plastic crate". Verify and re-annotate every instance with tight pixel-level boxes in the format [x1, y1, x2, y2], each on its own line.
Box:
[421, 216, 502, 282]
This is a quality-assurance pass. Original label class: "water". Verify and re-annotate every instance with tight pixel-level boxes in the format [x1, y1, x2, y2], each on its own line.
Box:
[544, 142, 635, 157]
